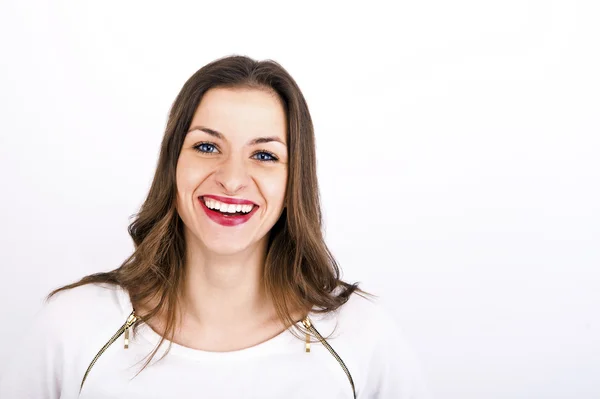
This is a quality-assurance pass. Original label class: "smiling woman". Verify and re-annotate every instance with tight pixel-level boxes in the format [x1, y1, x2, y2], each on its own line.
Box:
[0, 56, 429, 399]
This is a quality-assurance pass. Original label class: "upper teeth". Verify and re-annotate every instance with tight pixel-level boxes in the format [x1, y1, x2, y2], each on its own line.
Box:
[204, 198, 254, 214]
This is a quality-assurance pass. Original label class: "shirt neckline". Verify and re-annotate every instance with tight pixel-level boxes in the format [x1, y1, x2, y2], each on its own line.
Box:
[113, 284, 313, 361]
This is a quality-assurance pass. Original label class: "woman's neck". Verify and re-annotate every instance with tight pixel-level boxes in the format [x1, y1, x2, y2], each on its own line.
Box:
[179, 233, 276, 334]
[136, 232, 306, 351]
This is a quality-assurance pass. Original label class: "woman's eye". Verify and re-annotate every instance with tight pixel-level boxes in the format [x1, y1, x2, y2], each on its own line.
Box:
[253, 151, 278, 162]
[194, 143, 219, 153]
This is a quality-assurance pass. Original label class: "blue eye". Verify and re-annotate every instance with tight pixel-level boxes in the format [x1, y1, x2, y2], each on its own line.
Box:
[192, 143, 277, 162]
[193, 142, 219, 153]
[253, 151, 278, 162]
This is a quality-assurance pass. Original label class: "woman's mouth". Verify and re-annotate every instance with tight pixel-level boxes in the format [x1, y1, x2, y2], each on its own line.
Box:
[198, 196, 258, 226]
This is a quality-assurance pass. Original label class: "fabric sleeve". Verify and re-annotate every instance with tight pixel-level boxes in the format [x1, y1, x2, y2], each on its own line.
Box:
[0, 295, 66, 399]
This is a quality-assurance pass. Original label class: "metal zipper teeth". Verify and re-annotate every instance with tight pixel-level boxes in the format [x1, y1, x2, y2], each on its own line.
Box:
[302, 317, 357, 399]
[81, 312, 356, 398]
[80, 310, 138, 392]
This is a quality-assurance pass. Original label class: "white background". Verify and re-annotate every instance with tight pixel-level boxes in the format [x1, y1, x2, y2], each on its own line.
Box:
[1, 1, 598, 398]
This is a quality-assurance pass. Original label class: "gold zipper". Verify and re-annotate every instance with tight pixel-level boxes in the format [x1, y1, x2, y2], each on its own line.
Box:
[81, 312, 356, 399]
[302, 316, 357, 399]
[80, 310, 138, 392]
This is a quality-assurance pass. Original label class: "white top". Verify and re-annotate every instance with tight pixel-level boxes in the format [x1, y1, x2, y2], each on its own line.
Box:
[0, 283, 430, 399]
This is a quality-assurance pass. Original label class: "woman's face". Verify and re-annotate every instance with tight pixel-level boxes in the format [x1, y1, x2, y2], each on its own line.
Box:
[175, 87, 288, 256]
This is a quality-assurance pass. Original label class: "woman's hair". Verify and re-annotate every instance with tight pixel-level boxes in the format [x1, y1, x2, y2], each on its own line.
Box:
[49, 55, 370, 369]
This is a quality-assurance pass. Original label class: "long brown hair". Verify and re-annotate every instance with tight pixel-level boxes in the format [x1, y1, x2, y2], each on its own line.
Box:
[49, 55, 371, 369]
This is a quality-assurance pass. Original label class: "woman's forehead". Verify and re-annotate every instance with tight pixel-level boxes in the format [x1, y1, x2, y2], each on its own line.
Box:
[190, 87, 287, 143]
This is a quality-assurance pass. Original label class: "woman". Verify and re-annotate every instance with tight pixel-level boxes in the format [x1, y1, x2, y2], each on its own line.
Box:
[0, 55, 428, 398]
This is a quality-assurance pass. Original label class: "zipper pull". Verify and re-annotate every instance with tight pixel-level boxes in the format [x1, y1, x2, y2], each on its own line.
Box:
[124, 312, 137, 349]
[305, 332, 311, 353]
[302, 317, 312, 353]
[124, 326, 130, 349]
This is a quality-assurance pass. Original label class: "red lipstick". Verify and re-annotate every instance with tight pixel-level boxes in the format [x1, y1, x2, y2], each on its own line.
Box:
[199, 196, 258, 227]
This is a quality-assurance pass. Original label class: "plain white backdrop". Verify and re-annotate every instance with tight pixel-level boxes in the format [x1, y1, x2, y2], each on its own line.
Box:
[1, 1, 598, 398]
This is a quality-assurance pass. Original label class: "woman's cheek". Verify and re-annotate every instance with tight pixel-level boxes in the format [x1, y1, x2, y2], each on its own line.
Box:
[260, 169, 288, 205]
[177, 154, 213, 189]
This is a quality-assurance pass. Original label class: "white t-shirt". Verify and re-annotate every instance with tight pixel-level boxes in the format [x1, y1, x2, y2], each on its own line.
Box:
[0, 283, 430, 399]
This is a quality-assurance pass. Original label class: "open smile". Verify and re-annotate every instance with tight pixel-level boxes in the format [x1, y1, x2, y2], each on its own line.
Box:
[198, 195, 259, 227]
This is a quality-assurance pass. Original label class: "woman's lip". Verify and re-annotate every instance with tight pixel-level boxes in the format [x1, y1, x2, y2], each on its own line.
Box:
[198, 197, 258, 227]
[201, 195, 257, 206]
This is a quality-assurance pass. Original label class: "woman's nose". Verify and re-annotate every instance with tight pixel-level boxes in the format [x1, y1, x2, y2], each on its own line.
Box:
[214, 156, 250, 195]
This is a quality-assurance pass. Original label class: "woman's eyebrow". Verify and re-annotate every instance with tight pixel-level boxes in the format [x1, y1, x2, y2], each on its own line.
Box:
[187, 126, 224, 140]
[249, 136, 286, 146]
[187, 125, 286, 146]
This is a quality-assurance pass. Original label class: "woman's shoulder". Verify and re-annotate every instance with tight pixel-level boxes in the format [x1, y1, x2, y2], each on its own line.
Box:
[46, 282, 130, 313]
[316, 287, 399, 338]
[312, 288, 431, 398]
[48, 281, 128, 304]
[39, 282, 132, 337]
[0, 283, 135, 398]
